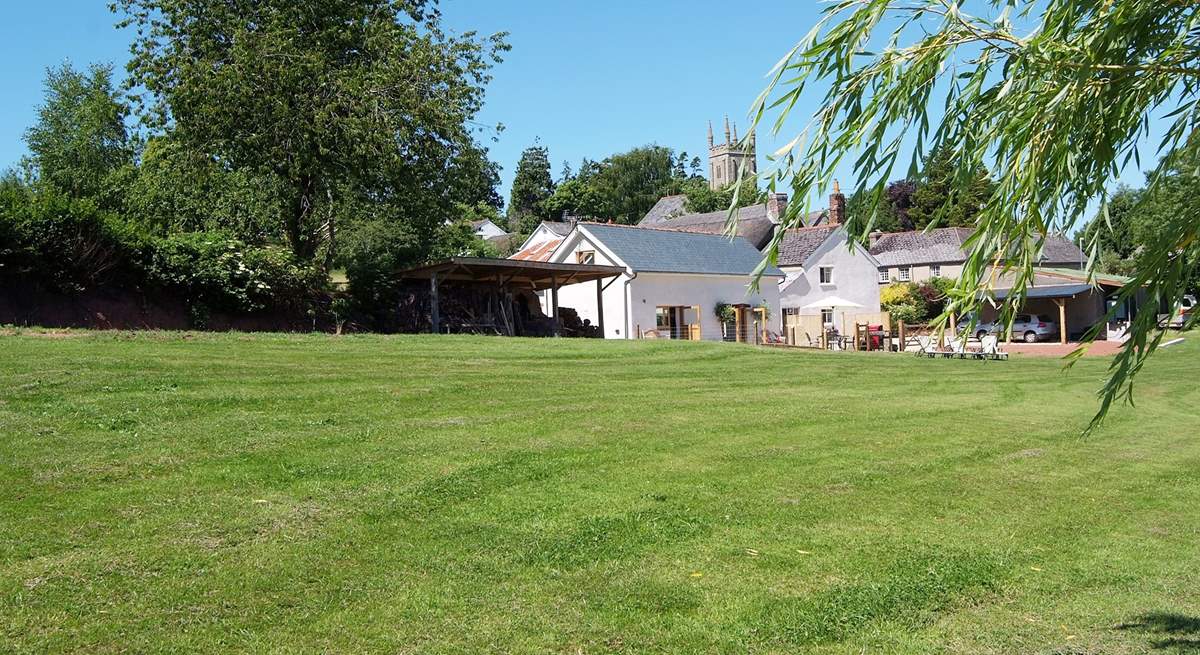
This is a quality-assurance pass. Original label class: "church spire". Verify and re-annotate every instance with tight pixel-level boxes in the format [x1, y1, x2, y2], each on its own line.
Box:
[724, 116, 731, 145]
[732, 122, 739, 144]
[707, 121, 714, 148]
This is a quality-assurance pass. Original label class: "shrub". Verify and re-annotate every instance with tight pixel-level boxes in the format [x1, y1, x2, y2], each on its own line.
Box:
[880, 281, 931, 327]
[339, 220, 424, 323]
[880, 281, 920, 308]
[146, 232, 326, 316]
[1, 190, 149, 293]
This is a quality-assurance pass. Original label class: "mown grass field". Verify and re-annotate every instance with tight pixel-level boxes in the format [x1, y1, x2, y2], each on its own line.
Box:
[2, 331, 1199, 654]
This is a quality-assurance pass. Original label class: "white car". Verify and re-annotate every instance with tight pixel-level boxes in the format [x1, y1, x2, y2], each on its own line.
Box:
[1159, 294, 1196, 329]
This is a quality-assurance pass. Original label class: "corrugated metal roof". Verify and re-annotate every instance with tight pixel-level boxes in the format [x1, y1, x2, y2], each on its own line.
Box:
[510, 238, 562, 262]
[581, 223, 783, 277]
[1035, 266, 1130, 287]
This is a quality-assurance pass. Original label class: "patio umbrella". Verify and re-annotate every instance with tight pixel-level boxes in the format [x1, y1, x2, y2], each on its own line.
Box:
[799, 296, 863, 310]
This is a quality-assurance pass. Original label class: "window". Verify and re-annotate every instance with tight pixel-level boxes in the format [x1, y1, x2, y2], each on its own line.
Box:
[931, 264, 942, 278]
[819, 266, 834, 285]
[784, 307, 800, 316]
[878, 268, 889, 284]
[821, 309, 834, 325]
[898, 266, 911, 282]
[576, 250, 595, 265]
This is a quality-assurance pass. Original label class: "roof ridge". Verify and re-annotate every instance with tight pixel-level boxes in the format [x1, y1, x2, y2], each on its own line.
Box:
[580, 221, 747, 239]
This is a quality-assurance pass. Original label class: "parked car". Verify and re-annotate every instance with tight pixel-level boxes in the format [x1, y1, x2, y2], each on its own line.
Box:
[1159, 294, 1196, 329]
[971, 313, 1060, 343]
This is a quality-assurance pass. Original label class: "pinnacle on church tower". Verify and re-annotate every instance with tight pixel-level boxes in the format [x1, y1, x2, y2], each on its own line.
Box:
[707, 116, 758, 191]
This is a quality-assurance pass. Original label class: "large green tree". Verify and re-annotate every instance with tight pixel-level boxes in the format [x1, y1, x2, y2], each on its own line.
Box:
[114, 0, 507, 263]
[126, 136, 280, 241]
[752, 0, 1200, 427]
[21, 63, 135, 209]
[507, 144, 555, 233]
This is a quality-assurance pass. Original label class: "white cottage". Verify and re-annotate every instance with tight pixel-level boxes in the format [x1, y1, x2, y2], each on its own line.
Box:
[547, 223, 784, 341]
[776, 224, 883, 337]
[471, 218, 509, 240]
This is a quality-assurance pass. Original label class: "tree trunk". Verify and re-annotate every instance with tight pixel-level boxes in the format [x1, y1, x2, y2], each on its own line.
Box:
[284, 176, 318, 261]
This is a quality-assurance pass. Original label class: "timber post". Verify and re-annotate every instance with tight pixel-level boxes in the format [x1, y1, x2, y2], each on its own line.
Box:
[595, 278, 605, 337]
[1056, 298, 1067, 344]
[550, 273, 560, 337]
[430, 272, 440, 334]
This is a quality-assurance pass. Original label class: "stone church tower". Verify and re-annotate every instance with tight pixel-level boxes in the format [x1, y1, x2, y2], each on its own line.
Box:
[707, 116, 756, 190]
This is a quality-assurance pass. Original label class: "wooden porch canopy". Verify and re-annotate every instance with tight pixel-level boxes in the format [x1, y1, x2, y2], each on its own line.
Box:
[395, 257, 625, 335]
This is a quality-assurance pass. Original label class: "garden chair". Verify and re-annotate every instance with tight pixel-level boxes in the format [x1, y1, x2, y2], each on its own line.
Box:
[980, 334, 1009, 360]
[915, 335, 937, 356]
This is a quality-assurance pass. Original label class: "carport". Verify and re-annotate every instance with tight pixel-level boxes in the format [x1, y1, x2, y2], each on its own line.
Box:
[396, 257, 625, 336]
[987, 268, 1138, 344]
[990, 284, 1091, 344]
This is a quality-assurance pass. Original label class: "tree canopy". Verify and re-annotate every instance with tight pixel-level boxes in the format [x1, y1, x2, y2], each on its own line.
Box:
[751, 0, 1200, 428]
[508, 144, 556, 233]
[114, 0, 508, 262]
[853, 148, 996, 232]
[541, 145, 762, 225]
[21, 63, 135, 211]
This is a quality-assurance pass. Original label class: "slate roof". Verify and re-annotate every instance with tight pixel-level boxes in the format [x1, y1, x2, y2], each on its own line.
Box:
[639, 195, 833, 251]
[540, 221, 575, 237]
[640, 195, 689, 224]
[869, 227, 1085, 267]
[580, 223, 783, 277]
[776, 226, 839, 267]
[991, 284, 1093, 300]
[650, 206, 778, 250]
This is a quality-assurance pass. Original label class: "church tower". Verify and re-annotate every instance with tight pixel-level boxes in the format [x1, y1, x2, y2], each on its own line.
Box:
[707, 116, 757, 190]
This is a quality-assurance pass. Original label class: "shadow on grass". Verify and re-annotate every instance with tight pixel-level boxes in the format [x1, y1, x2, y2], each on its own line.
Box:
[1116, 612, 1200, 652]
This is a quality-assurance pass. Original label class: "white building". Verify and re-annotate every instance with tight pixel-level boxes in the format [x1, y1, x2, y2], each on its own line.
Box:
[776, 224, 883, 331]
[471, 218, 509, 240]
[546, 223, 783, 341]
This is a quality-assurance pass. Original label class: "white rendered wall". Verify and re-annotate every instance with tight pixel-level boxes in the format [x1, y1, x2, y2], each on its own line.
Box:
[780, 230, 882, 316]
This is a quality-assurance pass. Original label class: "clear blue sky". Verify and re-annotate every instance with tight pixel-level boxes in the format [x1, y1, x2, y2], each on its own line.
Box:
[0, 1, 1158, 215]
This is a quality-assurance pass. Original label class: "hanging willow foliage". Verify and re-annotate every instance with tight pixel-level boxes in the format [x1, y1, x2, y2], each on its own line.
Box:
[746, 0, 1200, 431]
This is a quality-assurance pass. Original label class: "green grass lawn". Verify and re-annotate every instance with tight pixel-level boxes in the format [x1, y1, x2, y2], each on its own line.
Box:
[2, 331, 1198, 653]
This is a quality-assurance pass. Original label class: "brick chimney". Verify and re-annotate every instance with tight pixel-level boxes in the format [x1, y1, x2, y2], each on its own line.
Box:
[869, 231, 883, 248]
[766, 193, 788, 222]
[828, 180, 846, 225]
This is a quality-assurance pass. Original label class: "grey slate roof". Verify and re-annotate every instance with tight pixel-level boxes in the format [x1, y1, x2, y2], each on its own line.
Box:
[640, 195, 831, 250]
[991, 283, 1093, 300]
[869, 227, 1085, 267]
[776, 226, 841, 267]
[640, 195, 689, 224]
[541, 221, 575, 237]
[581, 223, 783, 277]
[650, 205, 778, 250]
